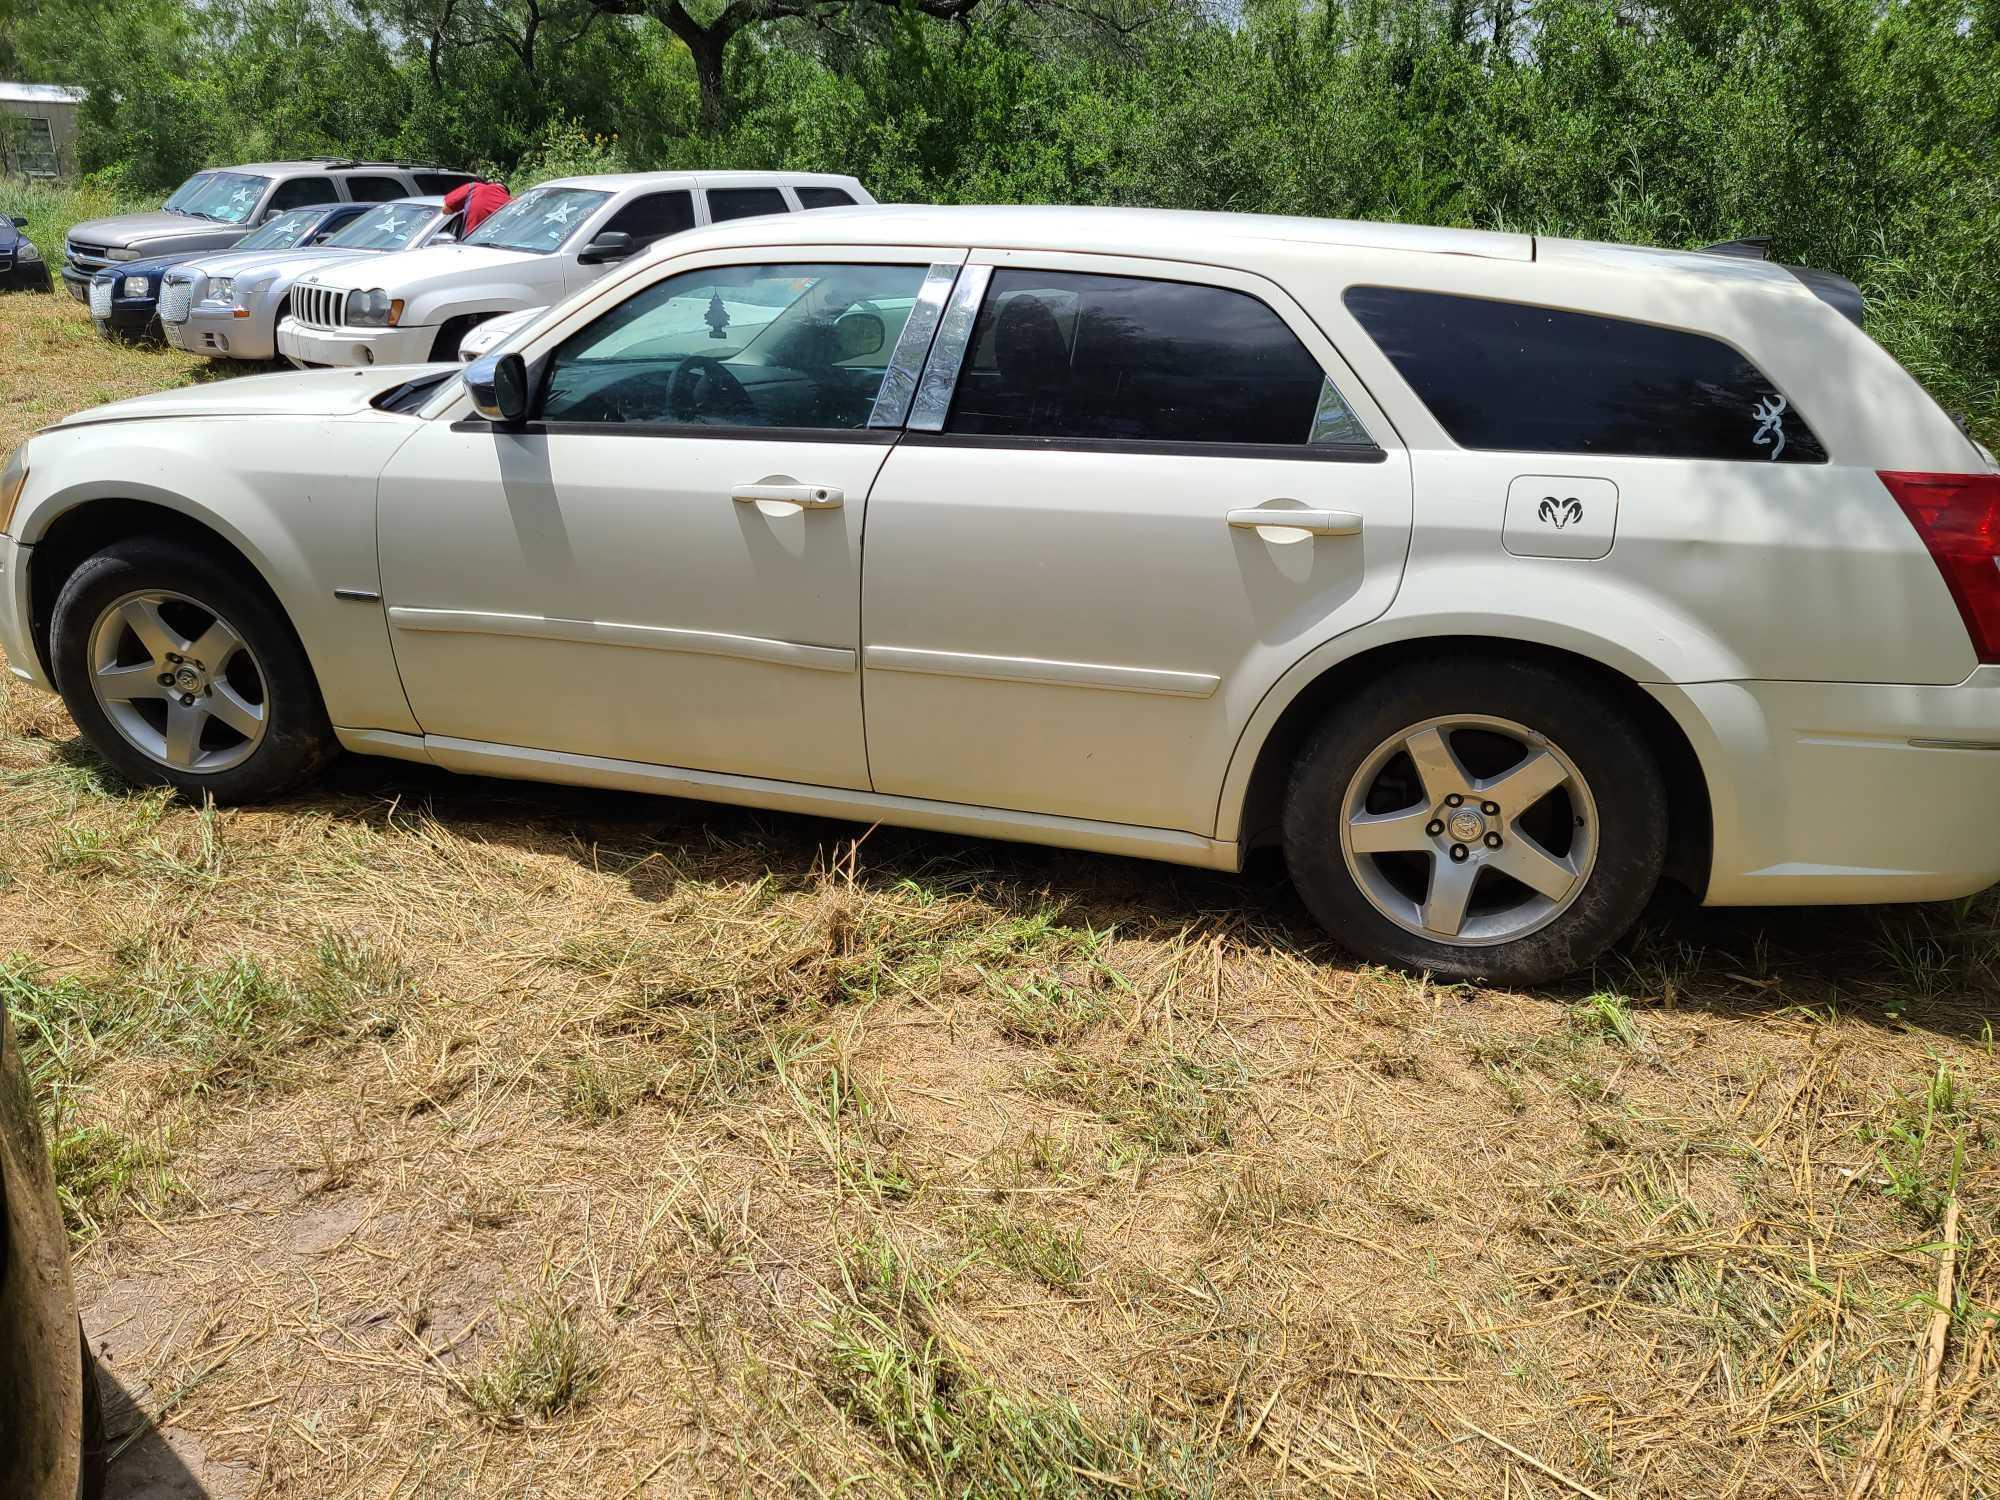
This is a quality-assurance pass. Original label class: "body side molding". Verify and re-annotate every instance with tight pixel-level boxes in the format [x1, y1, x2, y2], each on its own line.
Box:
[386, 606, 856, 673]
[864, 644, 1220, 699]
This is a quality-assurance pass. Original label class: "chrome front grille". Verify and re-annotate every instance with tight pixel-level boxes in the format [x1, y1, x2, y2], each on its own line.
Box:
[66, 239, 112, 272]
[160, 277, 194, 324]
[87, 279, 112, 318]
[293, 283, 346, 330]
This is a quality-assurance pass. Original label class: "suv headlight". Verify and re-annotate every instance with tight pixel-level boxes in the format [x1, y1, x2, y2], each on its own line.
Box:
[16, 239, 40, 263]
[346, 288, 403, 328]
[1, 443, 29, 536]
[107, 247, 139, 262]
[123, 274, 150, 298]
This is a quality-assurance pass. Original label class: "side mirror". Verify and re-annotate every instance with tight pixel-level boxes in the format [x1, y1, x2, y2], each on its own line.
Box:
[9, 216, 25, 228]
[433, 231, 456, 244]
[465, 351, 529, 426]
[576, 230, 633, 266]
[833, 310, 886, 361]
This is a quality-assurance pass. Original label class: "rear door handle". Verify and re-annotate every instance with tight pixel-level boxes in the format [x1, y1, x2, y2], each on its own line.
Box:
[735, 483, 844, 509]
[1227, 507, 1363, 536]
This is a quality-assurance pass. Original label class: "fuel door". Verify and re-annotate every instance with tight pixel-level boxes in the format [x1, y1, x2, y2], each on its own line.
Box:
[1504, 475, 1618, 560]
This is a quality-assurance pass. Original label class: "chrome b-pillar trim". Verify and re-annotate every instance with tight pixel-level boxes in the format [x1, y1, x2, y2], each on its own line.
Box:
[905, 264, 992, 432]
[867, 262, 962, 430]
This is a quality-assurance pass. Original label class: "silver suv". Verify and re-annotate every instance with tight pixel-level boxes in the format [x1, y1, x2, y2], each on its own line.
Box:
[60, 159, 475, 301]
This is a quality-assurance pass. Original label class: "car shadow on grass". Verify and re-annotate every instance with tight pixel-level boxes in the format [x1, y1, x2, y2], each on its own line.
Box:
[298, 750, 2000, 1039]
[47, 735, 2000, 1040]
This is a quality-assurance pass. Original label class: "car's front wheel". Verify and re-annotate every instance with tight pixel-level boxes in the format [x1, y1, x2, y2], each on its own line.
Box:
[1283, 657, 1668, 986]
[50, 537, 335, 803]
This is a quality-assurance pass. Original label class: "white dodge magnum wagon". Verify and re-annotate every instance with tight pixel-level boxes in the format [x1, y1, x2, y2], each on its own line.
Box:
[3, 206, 1997, 983]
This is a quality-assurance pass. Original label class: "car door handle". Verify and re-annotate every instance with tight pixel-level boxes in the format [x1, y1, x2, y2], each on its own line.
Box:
[735, 483, 843, 510]
[1226, 507, 1363, 536]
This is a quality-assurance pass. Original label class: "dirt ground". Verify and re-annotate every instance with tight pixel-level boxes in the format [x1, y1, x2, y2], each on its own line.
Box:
[2, 290, 1996, 1498]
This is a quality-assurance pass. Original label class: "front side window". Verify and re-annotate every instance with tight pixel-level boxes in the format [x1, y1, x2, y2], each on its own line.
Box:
[1344, 287, 1827, 463]
[706, 187, 789, 224]
[233, 208, 324, 252]
[327, 200, 439, 252]
[945, 269, 1368, 448]
[264, 176, 338, 214]
[342, 174, 406, 203]
[539, 262, 929, 431]
[178, 172, 273, 224]
[601, 190, 695, 248]
[464, 186, 611, 254]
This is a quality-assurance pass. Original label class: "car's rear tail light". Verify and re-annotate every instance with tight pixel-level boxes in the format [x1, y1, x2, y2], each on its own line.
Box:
[1879, 470, 2000, 664]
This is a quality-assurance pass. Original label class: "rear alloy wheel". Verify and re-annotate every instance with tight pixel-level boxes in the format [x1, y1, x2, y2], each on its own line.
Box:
[1284, 658, 1667, 985]
[51, 537, 334, 803]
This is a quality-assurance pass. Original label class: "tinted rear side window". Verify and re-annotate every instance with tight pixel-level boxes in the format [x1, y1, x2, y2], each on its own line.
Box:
[1344, 287, 1826, 463]
[706, 187, 790, 223]
[796, 186, 857, 209]
[947, 269, 1369, 448]
[414, 172, 476, 194]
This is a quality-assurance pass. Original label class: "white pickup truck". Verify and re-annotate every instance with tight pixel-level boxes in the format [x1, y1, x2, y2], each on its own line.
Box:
[277, 170, 874, 367]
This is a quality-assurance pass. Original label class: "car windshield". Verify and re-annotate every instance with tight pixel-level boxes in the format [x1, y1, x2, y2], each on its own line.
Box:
[327, 200, 439, 252]
[231, 208, 323, 252]
[463, 187, 609, 254]
[175, 171, 271, 225]
[163, 172, 217, 215]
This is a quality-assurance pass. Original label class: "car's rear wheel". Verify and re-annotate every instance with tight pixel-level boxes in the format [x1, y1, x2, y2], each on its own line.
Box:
[50, 537, 335, 803]
[1283, 657, 1667, 985]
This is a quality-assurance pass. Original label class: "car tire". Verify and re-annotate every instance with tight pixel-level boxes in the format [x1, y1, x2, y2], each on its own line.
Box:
[431, 315, 479, 363]
[1283, 656, 1667, 986]
[50, 536, 335, 804]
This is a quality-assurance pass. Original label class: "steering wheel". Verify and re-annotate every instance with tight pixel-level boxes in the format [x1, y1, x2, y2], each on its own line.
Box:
[667, 355, 756, 425]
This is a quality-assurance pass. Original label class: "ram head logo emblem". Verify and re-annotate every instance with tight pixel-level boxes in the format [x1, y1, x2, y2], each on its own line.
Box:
[1537, 496, 1585, 529]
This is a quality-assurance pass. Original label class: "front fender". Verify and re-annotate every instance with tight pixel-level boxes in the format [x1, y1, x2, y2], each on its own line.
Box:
[16, 414, 422, 735]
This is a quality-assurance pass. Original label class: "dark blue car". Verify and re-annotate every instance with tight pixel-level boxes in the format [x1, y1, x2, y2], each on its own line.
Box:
[87, 201, 368, 336]
[2, 214, 52, 293]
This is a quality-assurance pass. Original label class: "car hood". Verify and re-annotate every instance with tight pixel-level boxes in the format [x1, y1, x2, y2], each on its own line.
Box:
[68, 210, 236, 249]
[300, 241, 545, 294]
[177, 245, 376, 283]
[56, 366, 445, 428]
[100, 249, 205, 281]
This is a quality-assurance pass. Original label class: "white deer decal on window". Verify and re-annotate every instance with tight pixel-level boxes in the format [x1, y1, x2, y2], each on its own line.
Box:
[1751, 394, 1788, 460]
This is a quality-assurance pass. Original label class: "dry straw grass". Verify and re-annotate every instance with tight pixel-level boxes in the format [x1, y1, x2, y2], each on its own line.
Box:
[1, 294, 1996, 1495]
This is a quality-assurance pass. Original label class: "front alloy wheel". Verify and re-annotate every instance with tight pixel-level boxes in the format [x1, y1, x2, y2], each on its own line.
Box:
[1283, 657, 1667, 986]
[87, 590, 270, 773]
[50, 536, 334, 804]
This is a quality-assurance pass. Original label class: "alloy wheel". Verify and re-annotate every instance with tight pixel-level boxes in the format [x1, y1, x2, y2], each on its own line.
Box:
[86, 590, 270, 774]
[1337, 714, 1597, 947]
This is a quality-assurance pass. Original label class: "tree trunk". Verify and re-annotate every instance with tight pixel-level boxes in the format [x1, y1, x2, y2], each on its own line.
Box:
[685, 26, 727, 130]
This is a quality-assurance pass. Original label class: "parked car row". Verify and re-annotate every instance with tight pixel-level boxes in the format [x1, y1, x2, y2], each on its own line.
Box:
[41, 159, 874, 366]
